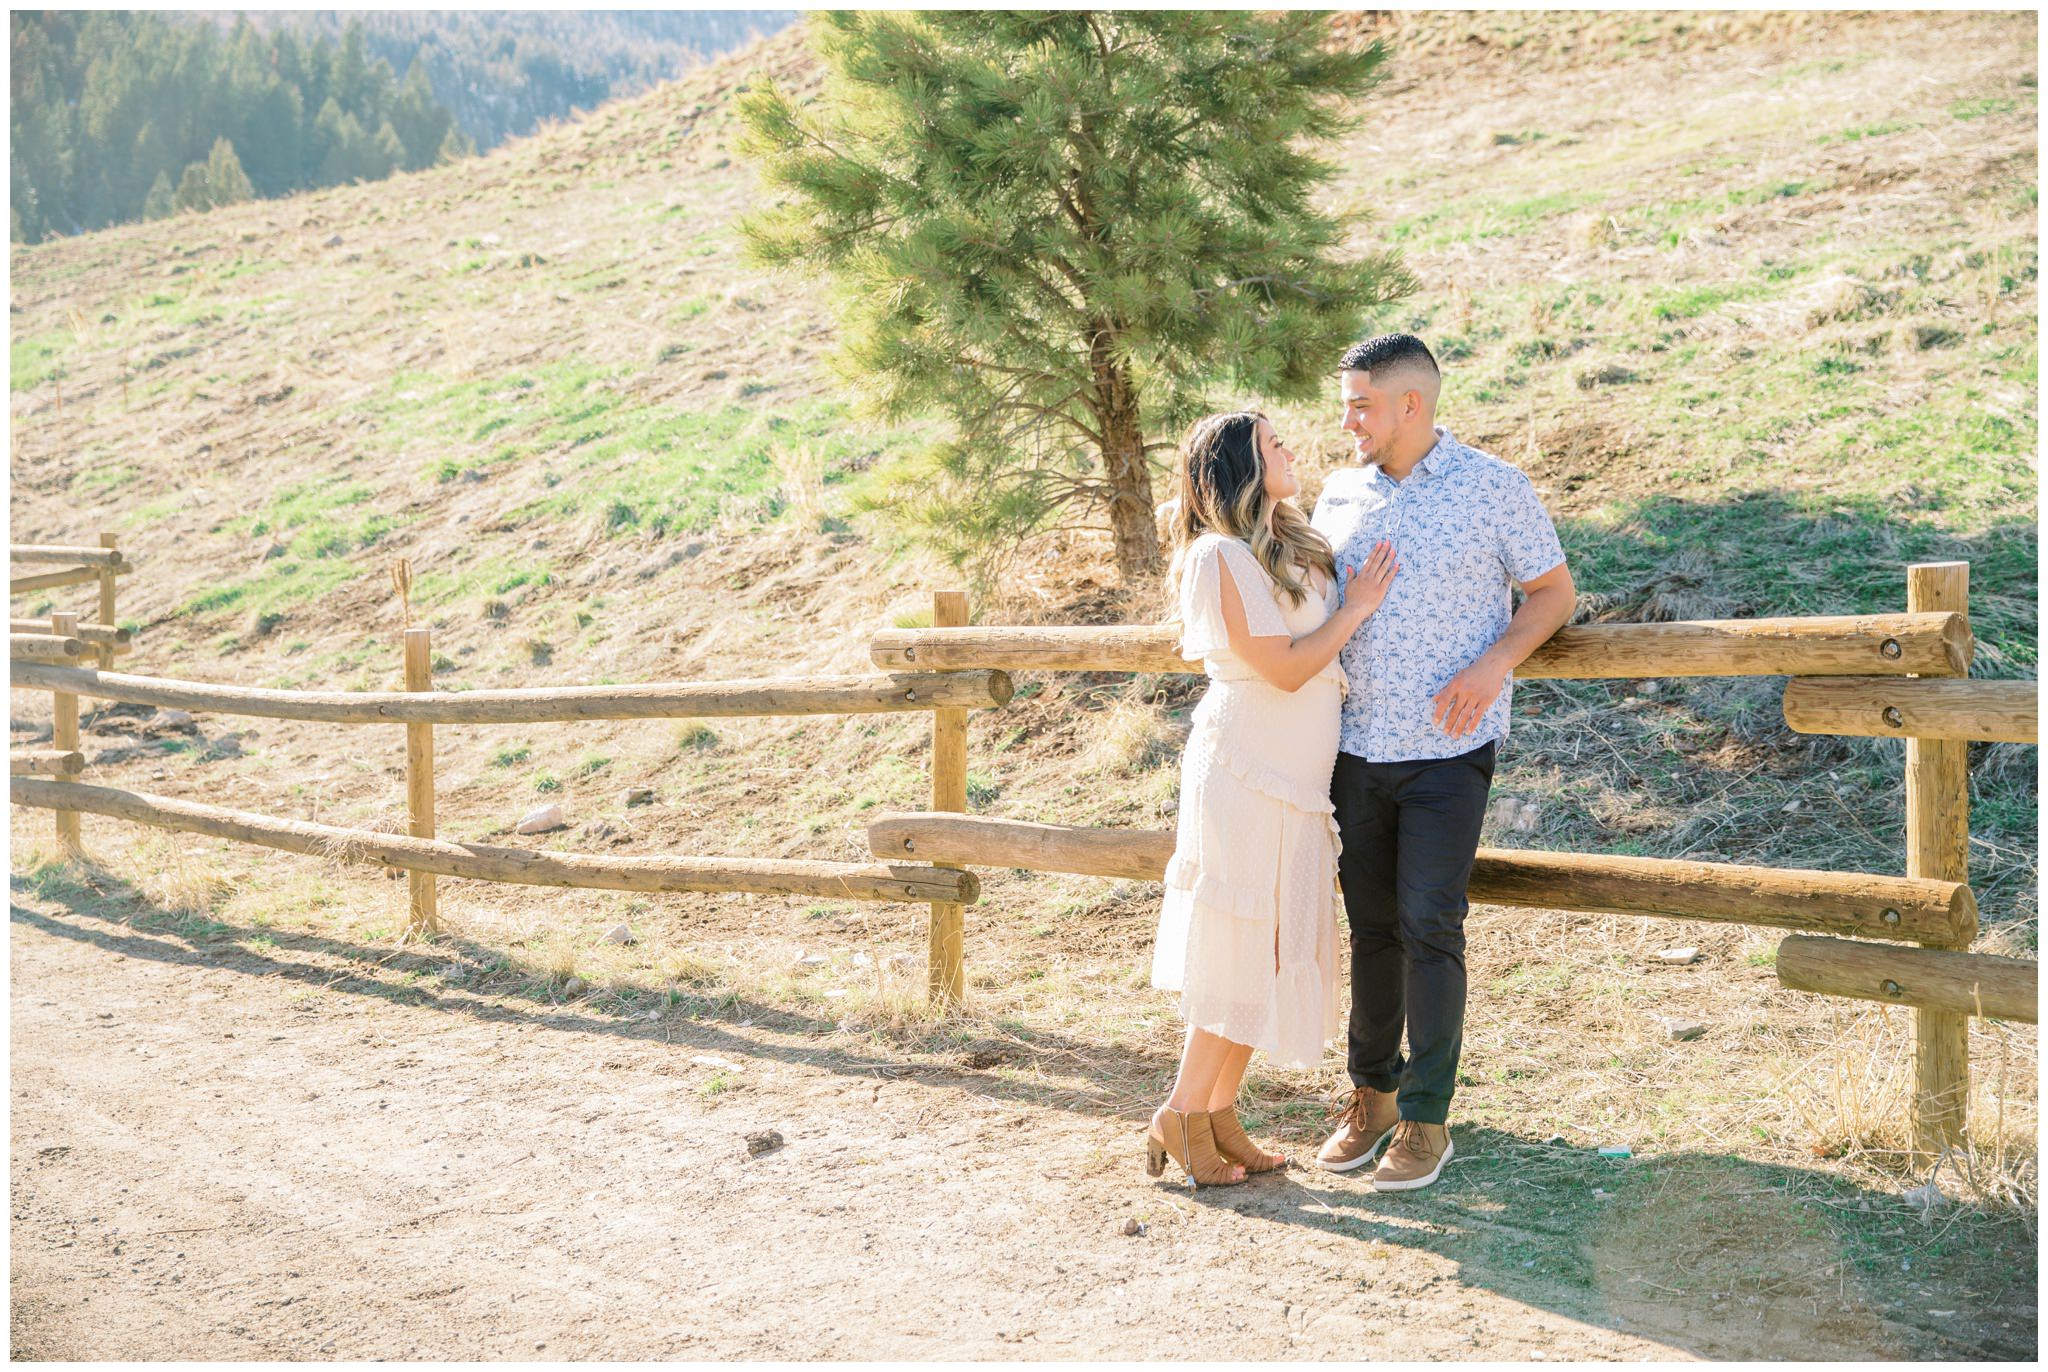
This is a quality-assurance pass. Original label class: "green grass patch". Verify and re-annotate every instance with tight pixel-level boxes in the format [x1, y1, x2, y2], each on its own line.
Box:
[1950, 96, 2020, 121]
[11, 333, 67, 390]
[508, 397, 920, 538]
[1823, 120, 1912, 144]
[69, 463, 137, 497]
[1647, 280, 1769, 321]
[182, 475, 402, 618]
[1389, 189, 1603, 250]
[411, 555, 554, 609]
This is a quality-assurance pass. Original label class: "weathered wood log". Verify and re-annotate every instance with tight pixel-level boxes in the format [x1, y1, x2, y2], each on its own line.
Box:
[1472, 847, 1975, 945]
[872, 812, 1177, 882]
[9, 544, 129, 566]
[927, 590, 970, 1005]
[12, 778, 981, 904]
[868, 612, 1970, 680]
[95, 532, 121, 670]
[873, 625, 1194, 674]
[8, 663, 1014, 724]
[864, 812, 1976, 944]
[10, 619, 133, 644]
[1904, 562, 1973, 1155]
[1778, 935, 2036, 1024]
[10, 565, 123, 594]
[10, 749, 83, 776]
[1784, 677, 2035, 744]
[48, 613, 81, 851]
[9, 632, 90, 663]
[402, 626, 439, 937]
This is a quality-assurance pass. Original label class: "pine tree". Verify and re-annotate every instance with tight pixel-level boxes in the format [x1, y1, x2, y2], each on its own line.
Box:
[143, 169, 176, 219]
[738, 12, 1411, 579]
[390, 58, 453, 171]
[172, 160, 212, 213]
[371, 121, 407, 179]
[204, 136, 254, 207]
[436, 123, 476, 165]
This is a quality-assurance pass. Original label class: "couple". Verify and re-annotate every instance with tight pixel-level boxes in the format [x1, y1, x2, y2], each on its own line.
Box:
[1144, 333, 1577, 1192]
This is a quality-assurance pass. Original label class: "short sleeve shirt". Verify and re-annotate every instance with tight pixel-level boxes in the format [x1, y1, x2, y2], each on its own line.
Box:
[1309, 427, 1566, 762]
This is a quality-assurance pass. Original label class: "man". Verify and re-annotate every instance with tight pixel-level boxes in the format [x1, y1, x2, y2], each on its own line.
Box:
[1309, 333, 1576, 1191]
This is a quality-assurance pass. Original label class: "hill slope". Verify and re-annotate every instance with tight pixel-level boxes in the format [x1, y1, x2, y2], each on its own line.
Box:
[9, 13, 2038, 1358]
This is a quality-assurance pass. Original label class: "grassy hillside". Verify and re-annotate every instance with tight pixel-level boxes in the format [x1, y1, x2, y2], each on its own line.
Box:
[10, 6, 2037, 1226]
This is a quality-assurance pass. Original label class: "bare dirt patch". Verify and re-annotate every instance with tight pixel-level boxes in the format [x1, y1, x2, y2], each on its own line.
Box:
[10, 833, 2036, 1360]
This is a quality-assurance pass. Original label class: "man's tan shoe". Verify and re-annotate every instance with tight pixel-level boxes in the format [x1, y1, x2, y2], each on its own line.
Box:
[1316, 1086, 1399, 1173]
[1371, 1120, 1453, 1191]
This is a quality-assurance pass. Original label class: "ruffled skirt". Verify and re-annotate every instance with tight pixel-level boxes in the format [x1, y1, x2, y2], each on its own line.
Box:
[1150, 675, 1343, 1069]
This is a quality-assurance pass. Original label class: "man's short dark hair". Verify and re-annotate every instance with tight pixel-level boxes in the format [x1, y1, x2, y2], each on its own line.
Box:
[1338, 333, 1439, 379]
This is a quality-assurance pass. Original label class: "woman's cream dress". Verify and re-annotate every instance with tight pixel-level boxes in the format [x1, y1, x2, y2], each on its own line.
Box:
[1151, 532, 1345, 1069]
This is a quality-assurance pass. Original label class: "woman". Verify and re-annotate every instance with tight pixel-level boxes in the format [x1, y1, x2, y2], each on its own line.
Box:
[1146, 410, 1397, 1187]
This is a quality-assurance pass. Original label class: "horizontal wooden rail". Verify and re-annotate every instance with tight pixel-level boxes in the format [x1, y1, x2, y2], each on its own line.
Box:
[13, 778, 979, 904]
[10, 632, 90, 664]
[1777, 935, 2037, 1023]
[1784, 677, 2037, 744]
[10, 749, 83, 776]
[9, 663, 1014, 724]
[11, 618, 132, 644]
[865, 812, 1976, 945]
[869, 612, 1970, 680]
[10, 565, 131, 595]
[10, 544, 129, 567]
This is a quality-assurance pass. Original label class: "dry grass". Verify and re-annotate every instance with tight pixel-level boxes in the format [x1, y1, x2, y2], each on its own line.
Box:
[7, 3, 2036, 1295]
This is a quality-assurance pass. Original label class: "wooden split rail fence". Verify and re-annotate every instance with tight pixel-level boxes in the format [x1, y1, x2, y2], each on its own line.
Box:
[861, 560, 2034, 1160]
[8, 544, 2037, 1156]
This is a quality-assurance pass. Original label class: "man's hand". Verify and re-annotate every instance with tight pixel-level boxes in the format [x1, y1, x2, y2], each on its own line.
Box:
[1432, 657, 1509, 738]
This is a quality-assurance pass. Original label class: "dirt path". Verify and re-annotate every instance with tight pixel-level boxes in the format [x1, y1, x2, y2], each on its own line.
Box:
[12, 885, 2028, 1361]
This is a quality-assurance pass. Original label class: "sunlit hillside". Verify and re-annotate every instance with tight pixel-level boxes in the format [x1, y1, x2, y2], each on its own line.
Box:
[9, 12, 2037, 1356]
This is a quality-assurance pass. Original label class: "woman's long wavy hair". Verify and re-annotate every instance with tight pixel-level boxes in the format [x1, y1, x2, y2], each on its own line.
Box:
[1164, 410, 1335, 614]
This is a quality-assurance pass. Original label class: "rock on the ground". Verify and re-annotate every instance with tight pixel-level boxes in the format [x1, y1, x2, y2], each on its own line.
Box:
[621, 787, 656, 807]
[1119, 1217, 1145, 1236]
[1658, 1017, 1707, 1042]
[1655, 947, 1701, 964]
[1575, 363, 1639, 390]
[600, 923, 635, 945]
[1491, 797, 1541, 833]
[1903, 1180, 1949, 1218]
[745, 1130, 783, 1158]
[516, 803, 567, 834]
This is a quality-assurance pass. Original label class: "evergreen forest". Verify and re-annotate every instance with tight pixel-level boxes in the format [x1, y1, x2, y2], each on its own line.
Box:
[9, 9, 792, 243]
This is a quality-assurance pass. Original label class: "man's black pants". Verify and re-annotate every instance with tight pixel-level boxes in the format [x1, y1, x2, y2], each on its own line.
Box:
[1332, 740, 1496, 1125]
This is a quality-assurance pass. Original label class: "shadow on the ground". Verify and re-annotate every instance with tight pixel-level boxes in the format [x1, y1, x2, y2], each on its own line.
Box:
[11, 867, 2038, 1362]
[1174, 1124, 2036, 1361]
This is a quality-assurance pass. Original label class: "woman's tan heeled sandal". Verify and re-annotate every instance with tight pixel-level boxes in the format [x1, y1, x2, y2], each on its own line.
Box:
[1208, 1106, 1287, 1173]
[1144, 1107, 1246, 1188]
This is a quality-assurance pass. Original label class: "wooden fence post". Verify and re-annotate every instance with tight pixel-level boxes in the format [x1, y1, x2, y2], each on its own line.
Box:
[1906, 561, 1971, 1157]
[927, 589, 969, 1005]
[403, 626, 440, 937]
[96, 532, 119, 670]
[49, 611, 82, 853]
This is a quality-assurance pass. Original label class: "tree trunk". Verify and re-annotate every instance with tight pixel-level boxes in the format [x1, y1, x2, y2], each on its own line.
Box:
[1092, 344, 1160, 578]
